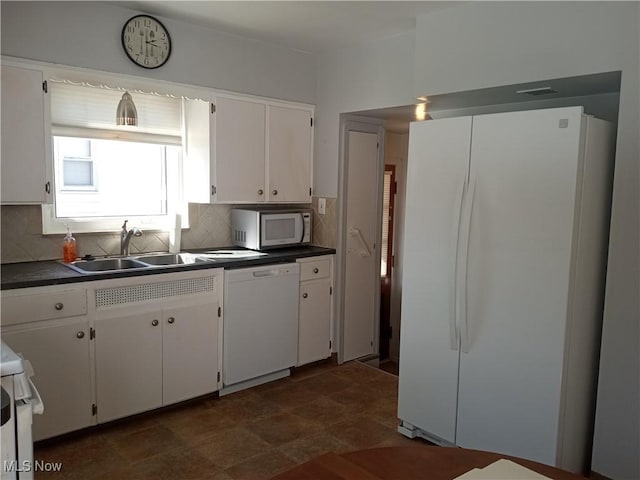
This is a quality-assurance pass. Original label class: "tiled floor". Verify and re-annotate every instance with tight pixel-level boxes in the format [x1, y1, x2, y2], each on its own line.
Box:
[34, 360, 425, 479]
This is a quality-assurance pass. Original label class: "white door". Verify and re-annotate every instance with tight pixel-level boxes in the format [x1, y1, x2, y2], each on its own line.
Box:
[95, 312, 163, 422]
[1, 66, 49, 204]
[298, 278, 332, 365]
[342, 131, 380, 362]
[268, 105, 312, 202]
[162, 302, 219, 405]
[397, 117, 472, 443]
[456, 108, 584, 463]
[2, 318, 92, 440]
[213, 97, 266, 202]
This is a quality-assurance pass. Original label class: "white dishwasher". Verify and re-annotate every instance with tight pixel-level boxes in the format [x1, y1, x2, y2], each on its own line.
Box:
[222, 263, 299, 394]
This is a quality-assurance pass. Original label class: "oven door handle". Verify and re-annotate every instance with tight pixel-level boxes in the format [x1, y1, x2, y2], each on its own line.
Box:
[22, 360, 44, 415]
[26, 378, 44, 415]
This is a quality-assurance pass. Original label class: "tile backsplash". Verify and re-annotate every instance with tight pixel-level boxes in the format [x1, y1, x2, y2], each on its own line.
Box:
[0, 197, 337, 264]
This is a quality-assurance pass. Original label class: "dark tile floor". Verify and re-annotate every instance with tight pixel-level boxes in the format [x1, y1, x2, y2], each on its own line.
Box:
[34, 360, 423, 479]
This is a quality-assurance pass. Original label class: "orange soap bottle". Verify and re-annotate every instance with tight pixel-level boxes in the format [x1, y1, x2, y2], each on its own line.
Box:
[63, 227, 77, 263]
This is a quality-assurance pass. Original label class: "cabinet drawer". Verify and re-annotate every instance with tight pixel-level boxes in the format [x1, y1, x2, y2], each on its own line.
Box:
[2, 289, 87, 326]
[299, 258, 331, 281]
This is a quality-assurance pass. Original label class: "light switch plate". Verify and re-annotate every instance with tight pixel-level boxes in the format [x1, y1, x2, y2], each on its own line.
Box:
[318, 197, 326, 215]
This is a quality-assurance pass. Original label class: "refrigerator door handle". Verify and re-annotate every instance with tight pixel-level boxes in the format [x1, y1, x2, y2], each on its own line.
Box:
[449, 178, 466, 351]
[458, 178, 476, 354]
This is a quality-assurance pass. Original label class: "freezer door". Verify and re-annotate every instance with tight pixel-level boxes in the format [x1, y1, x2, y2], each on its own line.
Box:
[456, 107, 584, 464]
[397, 116, 472, 443]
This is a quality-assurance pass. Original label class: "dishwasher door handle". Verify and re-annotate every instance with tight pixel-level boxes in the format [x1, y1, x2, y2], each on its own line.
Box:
[252, 269, 286, 278]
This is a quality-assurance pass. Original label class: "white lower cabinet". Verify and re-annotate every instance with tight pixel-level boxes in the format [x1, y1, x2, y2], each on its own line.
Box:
[2, 316, 93, 440]
[296, 255, 333, 366]
[95, 311, 163, 423]
[1, 285, 91, 440]
[93, 270, 223, 423]
[162, 303, 219, 405]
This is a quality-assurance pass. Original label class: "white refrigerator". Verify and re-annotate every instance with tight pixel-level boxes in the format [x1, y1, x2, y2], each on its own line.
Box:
[397, 106, 615, 473]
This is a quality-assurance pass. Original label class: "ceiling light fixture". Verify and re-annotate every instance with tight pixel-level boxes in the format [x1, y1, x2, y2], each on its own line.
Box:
[415, 103, 432, 121]
[116, 91, 138, 126]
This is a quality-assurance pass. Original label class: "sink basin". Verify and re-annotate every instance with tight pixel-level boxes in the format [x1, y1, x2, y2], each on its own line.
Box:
[135, 253, 210, 266]
[65, 258, 149, 273]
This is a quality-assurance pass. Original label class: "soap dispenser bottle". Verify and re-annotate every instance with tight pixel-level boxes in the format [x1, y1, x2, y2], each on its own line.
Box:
[63, 226, 77, 263]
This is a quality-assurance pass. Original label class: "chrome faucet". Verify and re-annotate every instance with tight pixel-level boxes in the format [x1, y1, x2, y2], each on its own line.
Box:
[120, 220, 142, 256]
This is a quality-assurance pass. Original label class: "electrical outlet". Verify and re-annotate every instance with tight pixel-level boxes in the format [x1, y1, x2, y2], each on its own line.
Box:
[318, 197, 326, 215]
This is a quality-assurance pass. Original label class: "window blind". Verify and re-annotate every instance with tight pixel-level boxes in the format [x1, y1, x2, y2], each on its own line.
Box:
[381, 170, 392, 277]
[50, 81, 182, 142]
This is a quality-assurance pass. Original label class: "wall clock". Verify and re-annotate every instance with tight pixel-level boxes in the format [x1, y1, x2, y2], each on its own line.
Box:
[121, 15, 171, 69]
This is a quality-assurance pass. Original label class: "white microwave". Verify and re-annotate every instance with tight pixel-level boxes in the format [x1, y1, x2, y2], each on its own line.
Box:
[231, 208, 312, 250]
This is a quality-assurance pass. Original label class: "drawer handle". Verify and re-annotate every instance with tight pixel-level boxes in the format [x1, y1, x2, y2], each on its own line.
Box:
[151, 319, 159, 327]
[167, 317, 175, 324]
[76, 331, 85, 339]
[313, 268, 319, 274]
[55, 302, 64, 311]
[302, 292, 308, 299]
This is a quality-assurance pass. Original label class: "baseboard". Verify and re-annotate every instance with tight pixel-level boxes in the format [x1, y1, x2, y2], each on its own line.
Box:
[588, 471, 614, 480]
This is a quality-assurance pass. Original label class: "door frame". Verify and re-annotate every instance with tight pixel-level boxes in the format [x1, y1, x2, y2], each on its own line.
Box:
[336, 114, 385, 364]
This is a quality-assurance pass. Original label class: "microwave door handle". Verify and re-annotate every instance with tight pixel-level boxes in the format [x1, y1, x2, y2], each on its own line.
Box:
[299, 213, 305, 244]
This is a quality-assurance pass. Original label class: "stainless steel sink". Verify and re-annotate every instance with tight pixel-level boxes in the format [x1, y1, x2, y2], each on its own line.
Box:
[135, 253, 211, 266]
[65, 257, 149, 273]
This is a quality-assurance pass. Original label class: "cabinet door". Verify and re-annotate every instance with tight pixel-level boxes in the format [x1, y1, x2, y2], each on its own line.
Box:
[2, 318, 92, 440]
[95, 312, 162, 423]
[298, 279, 331, 366]
[213, 97, 266, 202]
[268, 105, 312, 203]
[1, 65, 50, 204]
[162, 302, 219, 405]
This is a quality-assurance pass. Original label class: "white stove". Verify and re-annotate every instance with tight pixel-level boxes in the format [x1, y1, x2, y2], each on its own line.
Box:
[1, 340, 43, 480]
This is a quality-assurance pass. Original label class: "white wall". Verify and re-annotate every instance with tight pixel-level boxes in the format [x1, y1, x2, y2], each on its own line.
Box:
[314, 32, 416, 197]
[0, 1, 315, 103]
[414, 4, 639, 479]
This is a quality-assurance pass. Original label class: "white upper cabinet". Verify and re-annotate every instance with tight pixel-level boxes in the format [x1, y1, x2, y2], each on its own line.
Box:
[183, 96, 313, 204]
[268, 105, 313, 203]
[215, 97, 266, 202]
[1, 65, 52, 204]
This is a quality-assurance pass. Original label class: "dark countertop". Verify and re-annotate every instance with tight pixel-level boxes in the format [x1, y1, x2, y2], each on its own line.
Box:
[1, 246, 336, 290]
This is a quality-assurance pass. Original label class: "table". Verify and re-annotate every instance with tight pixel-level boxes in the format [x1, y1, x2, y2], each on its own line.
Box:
[272, 446, 588, 480]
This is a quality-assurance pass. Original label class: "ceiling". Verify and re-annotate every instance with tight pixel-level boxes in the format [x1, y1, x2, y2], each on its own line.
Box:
[114, 1, 458, 53]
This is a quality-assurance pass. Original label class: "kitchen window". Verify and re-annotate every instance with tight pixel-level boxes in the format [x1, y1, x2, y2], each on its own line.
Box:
[43, 80, 185, 234]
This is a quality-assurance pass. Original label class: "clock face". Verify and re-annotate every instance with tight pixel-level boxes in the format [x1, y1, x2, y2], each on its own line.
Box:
[122, 15, 171, 69]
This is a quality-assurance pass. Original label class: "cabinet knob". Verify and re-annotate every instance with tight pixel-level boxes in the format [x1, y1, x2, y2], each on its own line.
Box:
[313, 268, 319, 274]
[258, 189, 264, 195]
[151, 319, 159, 327]
[272, 189, 278, 196]
[167, 317, 175, 324]
[54, 302, 64, 311]
[302, 292, 308, 299]
[45, 181, 51, 194]
[76, 331, 85, 339]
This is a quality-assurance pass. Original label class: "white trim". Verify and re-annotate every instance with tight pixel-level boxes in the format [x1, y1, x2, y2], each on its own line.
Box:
[336, 115, 385, 364]
[1, 55, 315, 110]
[52, 126, 182, 146]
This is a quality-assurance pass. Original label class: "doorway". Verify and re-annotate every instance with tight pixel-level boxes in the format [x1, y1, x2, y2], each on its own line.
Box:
[337, 117, 384, 364]
[379, 164, 396, 361]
